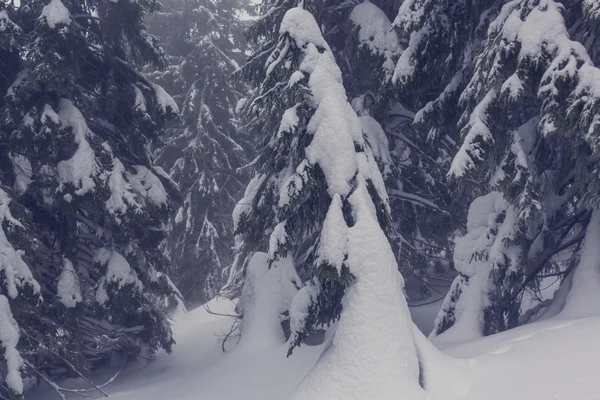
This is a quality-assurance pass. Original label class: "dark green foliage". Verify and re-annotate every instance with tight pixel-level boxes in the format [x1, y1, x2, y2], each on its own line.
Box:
[0, 0, 180, 396]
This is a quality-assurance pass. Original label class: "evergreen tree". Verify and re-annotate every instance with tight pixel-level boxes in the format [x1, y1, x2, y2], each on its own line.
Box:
[229, 4, 425, 398]
[147, 0, 248, 306]
[394, 0, 600, 336]
[232, 0, 456, 303]
[0, 0, 180, 396]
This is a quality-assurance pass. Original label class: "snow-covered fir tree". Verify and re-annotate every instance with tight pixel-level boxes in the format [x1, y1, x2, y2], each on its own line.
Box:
[147, 0, 248, 306]
[0, 0, 180, 396]
[308, 0, 459, 298]
[394, 0, 600, 337]
[236, 0, 457, 303]
[228, 5, 427, 398]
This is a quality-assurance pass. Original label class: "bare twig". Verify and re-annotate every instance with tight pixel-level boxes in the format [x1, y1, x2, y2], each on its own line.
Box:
[408, 296, 445, 307]
[23, 361, 66, 400]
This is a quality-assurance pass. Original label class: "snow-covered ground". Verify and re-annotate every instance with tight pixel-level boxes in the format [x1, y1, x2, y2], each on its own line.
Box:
[29, 296, 600, 400]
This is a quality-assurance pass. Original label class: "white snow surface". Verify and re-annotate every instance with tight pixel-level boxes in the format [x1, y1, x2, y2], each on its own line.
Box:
[27, 294, 600, 400]
[10, 153, 32, 195]
[0, 295, 24, 394]
[39, 0, 71, 28]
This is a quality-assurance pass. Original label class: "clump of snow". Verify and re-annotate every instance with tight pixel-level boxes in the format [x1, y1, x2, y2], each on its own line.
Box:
[232, 174, 265, 229]
[449, 89, 496, 178]
[10, 153, 32, 195]
[279, 160, 310, 207]
[151, 83, 179, 114]
[303, 52, 361, 196]
[41, 104, 60, 125]
[288, 71, 305, 87]
[466, 191, 507, 232]
[57, 258, 82, 308]
[393, 29, 425, 84]
[359, 115, 392, 176]
[235, 98, 247, 115]
[39, 0, 71, 28]
[279, 8, 328, 49]
[289, 179, 426, 400]
[127, 165, 168, 207]
[277, 105, 300, 138]
[57, 99, 99, 195]
[238, 252, 300, 351]
[267, 222, 288, 261]
[350, 1, 399, 79]
[0, 295, 24, 394]
[95, 249, 143, 305]
[104, 155, 141, 221]
[288, 278, 320, 346]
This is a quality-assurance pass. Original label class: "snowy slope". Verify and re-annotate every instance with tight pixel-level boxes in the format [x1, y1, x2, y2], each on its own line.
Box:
[28, 298, 325, 400]
[437, 317, 600, 400]
[29, 298, 600, 400]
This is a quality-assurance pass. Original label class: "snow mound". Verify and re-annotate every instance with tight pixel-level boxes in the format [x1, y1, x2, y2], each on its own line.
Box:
[39, 0, 70, 28]
[239, 253, 300, 351]
[288, 181, 426, 400]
